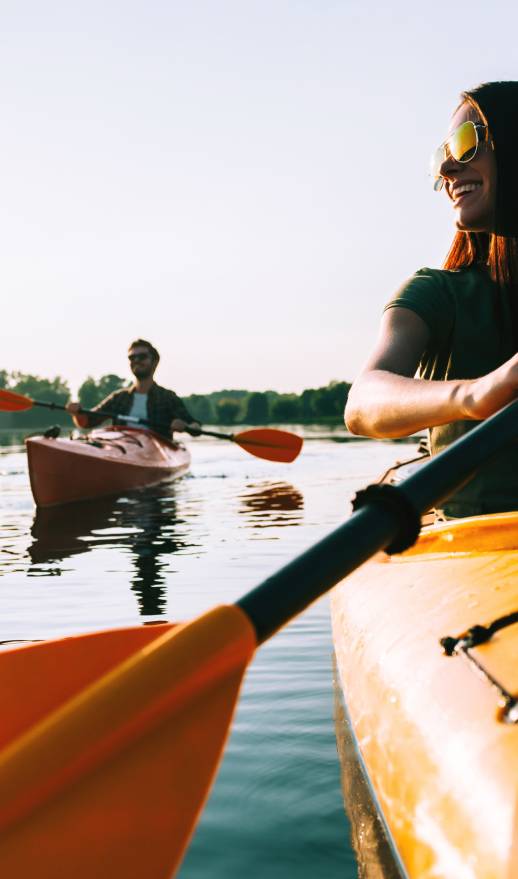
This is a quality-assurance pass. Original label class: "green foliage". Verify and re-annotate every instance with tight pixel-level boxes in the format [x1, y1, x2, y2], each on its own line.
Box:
[10, 371, 71, 405]
[208, 389, 248, 403]
[270, 395, 301, 421]
[0, 370, 8, 389]
[311, 381, 350, 418]
[182, 394, 214, 423]
[216, 398, 241, 424]
[300, 388, 316, 419]
[244, 392, 269, 424]
[78, 374, 127, 409]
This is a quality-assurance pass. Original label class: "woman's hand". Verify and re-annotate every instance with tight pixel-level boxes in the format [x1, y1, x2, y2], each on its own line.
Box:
[461, 353, 518, 420]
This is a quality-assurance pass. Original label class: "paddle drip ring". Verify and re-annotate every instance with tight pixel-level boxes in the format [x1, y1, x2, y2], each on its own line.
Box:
[351, 483, 422, 554]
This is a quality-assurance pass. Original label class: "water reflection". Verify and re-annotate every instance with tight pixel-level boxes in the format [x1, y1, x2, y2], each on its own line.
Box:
[29, 486, 199, 616]
[238, 481, 304, 529]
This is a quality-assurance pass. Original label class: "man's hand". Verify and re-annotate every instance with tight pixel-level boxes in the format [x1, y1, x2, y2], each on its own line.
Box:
[171, 418, 188, 434]
[170, 419, 202, 435]
[65, 402, 81, 415]
[66, 401, 89, 428]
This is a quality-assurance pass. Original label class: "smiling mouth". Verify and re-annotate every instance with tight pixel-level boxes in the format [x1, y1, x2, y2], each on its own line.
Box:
[451, 182, 482, 203]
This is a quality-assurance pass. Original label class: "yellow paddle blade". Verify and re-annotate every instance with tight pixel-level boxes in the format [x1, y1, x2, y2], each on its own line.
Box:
[0, 607, 256, 878]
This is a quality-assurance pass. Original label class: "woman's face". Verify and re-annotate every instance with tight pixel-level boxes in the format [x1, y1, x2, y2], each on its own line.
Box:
[439, 101, 497, 233]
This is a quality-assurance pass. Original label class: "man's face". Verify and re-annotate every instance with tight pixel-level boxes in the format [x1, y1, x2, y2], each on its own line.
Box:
[128, 346, 156, 380]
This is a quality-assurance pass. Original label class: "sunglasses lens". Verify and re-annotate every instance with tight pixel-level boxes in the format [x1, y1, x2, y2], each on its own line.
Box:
[430, 146, 445, 181]
[450, 121, 478, 163]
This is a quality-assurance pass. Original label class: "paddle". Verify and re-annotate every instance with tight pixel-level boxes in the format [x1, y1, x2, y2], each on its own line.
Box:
[186, 426, 303, 463]
[0, 389, 303, 463]
[0, 399, 517, 878]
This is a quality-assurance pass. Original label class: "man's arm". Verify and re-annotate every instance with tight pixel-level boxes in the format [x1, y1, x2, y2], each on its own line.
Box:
[65, 390, 128, 430]
[168, 392, 202, 435]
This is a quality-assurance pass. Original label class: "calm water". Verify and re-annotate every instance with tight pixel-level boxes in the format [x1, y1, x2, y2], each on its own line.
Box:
[0, 425, 417, 877]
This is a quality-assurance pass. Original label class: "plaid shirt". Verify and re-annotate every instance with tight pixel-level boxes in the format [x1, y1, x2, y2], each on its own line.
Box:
[84, 383, 197, 436]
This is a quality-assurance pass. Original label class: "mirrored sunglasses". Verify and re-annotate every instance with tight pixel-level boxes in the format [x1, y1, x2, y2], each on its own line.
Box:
[431, 120, 489, 192]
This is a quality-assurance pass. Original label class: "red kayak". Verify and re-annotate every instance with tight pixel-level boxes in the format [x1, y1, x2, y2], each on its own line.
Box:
[25, 426, 191, 507]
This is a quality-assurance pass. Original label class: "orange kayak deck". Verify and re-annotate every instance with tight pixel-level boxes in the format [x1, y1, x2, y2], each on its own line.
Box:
[331, 511, 518, 879]
[25, 427, 191, 507]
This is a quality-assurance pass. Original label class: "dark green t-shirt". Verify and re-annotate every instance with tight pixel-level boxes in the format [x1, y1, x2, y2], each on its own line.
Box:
[385, 265, 518, 517]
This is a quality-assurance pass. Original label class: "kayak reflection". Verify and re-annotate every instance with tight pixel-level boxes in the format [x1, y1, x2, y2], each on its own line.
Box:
[28, 485, 198, 616]
[238, 481, 304, 529]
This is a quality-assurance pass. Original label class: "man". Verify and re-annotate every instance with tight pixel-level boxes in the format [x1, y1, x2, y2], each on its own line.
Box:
[66, 339, 201, 438]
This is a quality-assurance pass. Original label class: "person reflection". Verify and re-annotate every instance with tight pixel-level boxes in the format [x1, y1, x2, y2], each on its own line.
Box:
[28, 486, 194, 616]
[238, 481, 304, 530]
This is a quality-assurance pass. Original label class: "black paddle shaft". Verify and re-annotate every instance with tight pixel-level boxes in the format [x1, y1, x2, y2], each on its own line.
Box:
[238, 399, 518, 644]
[33, 398, 211, 437]
[32, 398, 152, 427]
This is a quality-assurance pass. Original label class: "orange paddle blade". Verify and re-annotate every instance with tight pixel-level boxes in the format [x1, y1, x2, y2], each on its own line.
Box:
[0, 389, 34, 412]
[0, 608, 256, 879]
[234, 429, 303, 463]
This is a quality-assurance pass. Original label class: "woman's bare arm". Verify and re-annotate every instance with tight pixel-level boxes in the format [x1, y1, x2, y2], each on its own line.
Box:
[345, 308, 469, 438]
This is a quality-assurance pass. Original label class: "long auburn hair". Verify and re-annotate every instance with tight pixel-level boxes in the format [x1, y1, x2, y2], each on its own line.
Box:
[443, 82, 518, 344]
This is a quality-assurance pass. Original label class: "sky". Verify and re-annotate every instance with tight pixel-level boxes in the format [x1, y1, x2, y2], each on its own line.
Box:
[2, 0, 518, 396]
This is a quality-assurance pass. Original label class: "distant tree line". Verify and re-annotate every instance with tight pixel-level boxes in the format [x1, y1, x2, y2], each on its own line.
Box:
[182, 380, 351, 424]
[0, 370, 350, 428]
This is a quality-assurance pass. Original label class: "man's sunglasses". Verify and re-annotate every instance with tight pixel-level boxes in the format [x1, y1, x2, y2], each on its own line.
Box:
[128, 352, 151, 363]
[431, 120, 490, 192]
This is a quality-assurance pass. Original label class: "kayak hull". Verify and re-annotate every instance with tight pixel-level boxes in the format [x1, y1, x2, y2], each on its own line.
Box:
[25, 427, 191, 507]
[331, 511, 518, 879]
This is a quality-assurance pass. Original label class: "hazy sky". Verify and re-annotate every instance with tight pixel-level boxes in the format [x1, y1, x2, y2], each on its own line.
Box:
[2, 1, 517, 395]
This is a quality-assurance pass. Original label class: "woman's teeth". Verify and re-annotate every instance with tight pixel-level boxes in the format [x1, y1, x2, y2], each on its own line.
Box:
[453, 182, 482, 199]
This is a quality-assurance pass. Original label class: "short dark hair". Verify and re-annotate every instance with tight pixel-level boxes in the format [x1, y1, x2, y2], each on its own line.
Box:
[128, 339, 160, 364]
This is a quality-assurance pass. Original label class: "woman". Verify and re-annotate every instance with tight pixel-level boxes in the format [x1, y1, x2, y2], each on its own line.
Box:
[345, 81, 518, 517]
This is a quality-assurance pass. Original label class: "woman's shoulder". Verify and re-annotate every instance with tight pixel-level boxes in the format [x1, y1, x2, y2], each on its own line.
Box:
[383, 266, 482, 341]
[406, 264, 480, 285]
[391, 264, 488, 303]
[386, 266, 453, 310]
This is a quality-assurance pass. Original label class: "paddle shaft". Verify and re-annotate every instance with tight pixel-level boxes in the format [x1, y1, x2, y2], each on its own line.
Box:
[190, 428, 234, 440]
[23, 398, 155, 428]
[238, 398, 518, 644]
[21, 399, 266, 442]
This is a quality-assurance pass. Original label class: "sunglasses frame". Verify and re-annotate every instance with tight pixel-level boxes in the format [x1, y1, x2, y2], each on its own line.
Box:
[432, 120, 489, 192]
[128, 352, 151, 363]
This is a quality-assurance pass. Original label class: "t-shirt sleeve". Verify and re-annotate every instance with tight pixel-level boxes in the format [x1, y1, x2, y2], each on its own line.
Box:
[384, 268, 455, 347]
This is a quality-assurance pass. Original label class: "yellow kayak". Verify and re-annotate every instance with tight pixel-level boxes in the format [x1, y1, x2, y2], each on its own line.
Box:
[331, 511, 518, 879]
